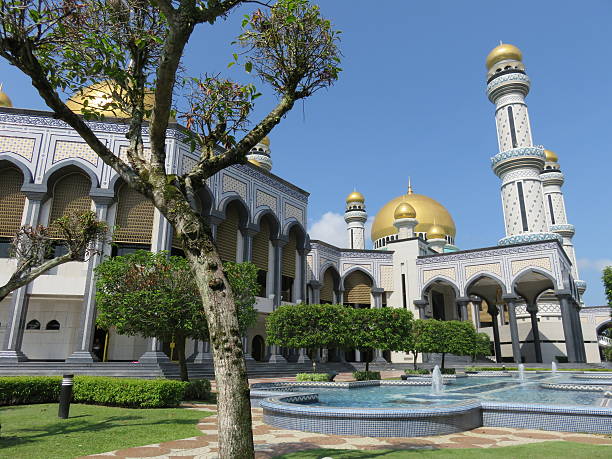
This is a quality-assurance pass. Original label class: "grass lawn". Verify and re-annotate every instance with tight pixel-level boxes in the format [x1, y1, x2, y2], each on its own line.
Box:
[0, 403, 211, 459]
[272, 441, 612, 459]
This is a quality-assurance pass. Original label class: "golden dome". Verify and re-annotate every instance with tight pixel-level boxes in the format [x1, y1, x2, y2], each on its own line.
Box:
[394, 201, 416, 220]
[427, 225, 446, 240]
[544, 149, 558, 163]
[346, 190, 365, 203]
[66, 82, 155, 118]
[0, 84, 12, 108]
[486, 43, 523, 69]
[260, 136, 270, 147]
[248, 159, 262, 167]
[371, 191, 455, 242]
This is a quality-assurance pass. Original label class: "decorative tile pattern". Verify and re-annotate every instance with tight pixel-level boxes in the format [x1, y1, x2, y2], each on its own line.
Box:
[256, 189, 277, 210]
[285, 202, 304, 225]
[423, 267, 456, 283]
[0, 135, 35, 161]
[379, 265, 394, 291]
[181, 155, 198, 175]
[490, 146, 544, 168]
[54, 140, 99, 165]
[222, 174, 247, 199]
[465, 263, 502, 279]
[511, 257, 551, 276]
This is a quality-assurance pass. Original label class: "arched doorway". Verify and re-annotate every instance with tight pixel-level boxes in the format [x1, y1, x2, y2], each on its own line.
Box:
[252, 335, 265, 362]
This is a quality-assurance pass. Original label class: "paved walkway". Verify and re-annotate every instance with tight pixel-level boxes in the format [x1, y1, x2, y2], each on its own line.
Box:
[82, 403, 612, 459]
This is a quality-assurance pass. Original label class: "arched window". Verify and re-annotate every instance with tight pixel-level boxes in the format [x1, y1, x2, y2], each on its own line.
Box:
[216, 203, 241, 263]
[344, 271, 372, 307]
[320, 268, 338, 304]
[0, 167, 26, 257]
[281, 227, 298, 302]
[26, 319, 41, 330]
[45, 320, 60, 330]
[252, 217, 272, 296]
[113, 184, 154, 255]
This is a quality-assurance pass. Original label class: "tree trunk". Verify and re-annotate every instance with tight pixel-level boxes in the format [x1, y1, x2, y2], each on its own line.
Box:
[176, 335, 189, 382]
[413, 351, 418, 370]
[365, 354, 370, 373]
[441, 352, 446, 370]
[183, 238, 254, 459]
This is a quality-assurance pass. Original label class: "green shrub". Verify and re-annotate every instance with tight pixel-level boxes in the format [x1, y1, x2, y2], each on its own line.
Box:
[404, 369, 429, 375]
[440, 368, 455, 375]
[0, 376, 61, 406]
[296, 373, 331, 382]
[184, 379, 212, 401]
[73, 376, 187, 408]
[0, 376, 188, 408]
[353, 371, 381, 381]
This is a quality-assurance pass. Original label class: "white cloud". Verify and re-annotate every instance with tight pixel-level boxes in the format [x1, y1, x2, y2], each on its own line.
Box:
[308, 212, 375, 249]
[578, 258, 612, 272]
[308, 212, 347, 247]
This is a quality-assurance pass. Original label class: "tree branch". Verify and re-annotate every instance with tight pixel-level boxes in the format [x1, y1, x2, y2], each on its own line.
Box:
[0, 252, 73, 302]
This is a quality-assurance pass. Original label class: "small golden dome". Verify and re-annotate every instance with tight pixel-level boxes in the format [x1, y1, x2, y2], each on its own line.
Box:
[394, 201, 416, 220]
[66, 82, 155, 118]
[248, 159, 262, 167]
[0, 84, 12, 108]
[544, 149, 558, 163]
[427, 225, 446, 240]
[260, 136, 270, 147]
[486, 43, 523, 69]
[346, 190, 365, 203]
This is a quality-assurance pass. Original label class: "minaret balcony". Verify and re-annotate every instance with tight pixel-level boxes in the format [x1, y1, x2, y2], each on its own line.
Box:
[498, 232, 561, 246]
[491, 146, 545, 175]
[550, 223, 575, 237]
[487, 73, 530, 101]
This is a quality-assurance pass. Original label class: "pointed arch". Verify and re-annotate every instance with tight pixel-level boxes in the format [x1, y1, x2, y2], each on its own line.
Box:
[41, 160, 99, 192]
[0, 155, 33, 184]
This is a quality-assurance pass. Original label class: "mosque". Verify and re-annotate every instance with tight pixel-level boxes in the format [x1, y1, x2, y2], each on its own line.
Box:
[0, 45, 609, 367]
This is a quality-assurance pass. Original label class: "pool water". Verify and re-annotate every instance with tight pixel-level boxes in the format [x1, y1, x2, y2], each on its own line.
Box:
[298, 375, 606, 409]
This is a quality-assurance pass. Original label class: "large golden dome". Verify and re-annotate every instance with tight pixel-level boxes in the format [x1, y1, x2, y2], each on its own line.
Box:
[0, 84, 12, 108]
[66, 82, 155, 118]
[486, 43, 523, 69]
[371, 190, 456, 242]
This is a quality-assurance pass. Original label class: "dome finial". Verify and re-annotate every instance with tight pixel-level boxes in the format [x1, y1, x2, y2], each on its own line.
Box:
[407, 177, 413, 195]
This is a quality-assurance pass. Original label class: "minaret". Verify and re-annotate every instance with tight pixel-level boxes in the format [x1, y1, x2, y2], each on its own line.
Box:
[486, 44, 558, 245]
[345, 190, 367, 249]
[247, 136, 273, 171]
[541, 149, 586, 296]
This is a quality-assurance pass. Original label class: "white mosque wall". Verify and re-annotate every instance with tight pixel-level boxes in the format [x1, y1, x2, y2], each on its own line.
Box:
[21, 296, 81, 360]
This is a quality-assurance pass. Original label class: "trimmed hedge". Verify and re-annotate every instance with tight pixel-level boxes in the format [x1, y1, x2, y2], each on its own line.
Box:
[353, 371, 380, 381]
[296, 373, 332, 382]
[184, 379, 212, 401]
[0, 376, 61, 406]
[404, 369, 429, 375]
[0, 376, 189, 408]
[440, 368, 456, 375]
[73, 376, 187, 408]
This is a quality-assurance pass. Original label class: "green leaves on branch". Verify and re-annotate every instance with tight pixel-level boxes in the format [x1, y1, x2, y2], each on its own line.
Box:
[602, 266, 612, 307]
[238, 0, 342, 98]
[179, 75, 261, 153]
[95, 252, 259, 341]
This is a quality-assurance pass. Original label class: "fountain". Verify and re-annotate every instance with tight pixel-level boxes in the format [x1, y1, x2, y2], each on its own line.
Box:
[518, 363, 526, 382]
[431, 365, 444, 394]
[552, 361, 558, 375]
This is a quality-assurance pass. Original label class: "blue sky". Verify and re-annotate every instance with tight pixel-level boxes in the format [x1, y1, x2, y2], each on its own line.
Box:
[1, 1, 610, 305]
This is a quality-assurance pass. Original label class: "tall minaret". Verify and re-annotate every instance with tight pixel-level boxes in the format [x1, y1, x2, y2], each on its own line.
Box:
[486, 44, 557, 245]
[541, 149, 586, 296]
[345, 191, 367, 249]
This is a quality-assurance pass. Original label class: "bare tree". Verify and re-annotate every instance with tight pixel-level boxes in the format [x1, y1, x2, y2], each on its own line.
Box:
[0, 1, 340, 457]
[0, 211, 108, 301]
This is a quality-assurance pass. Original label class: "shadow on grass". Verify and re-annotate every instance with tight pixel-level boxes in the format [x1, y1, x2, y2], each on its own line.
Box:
[0, 415, 198, 449]
[266, 443, 440, 459]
